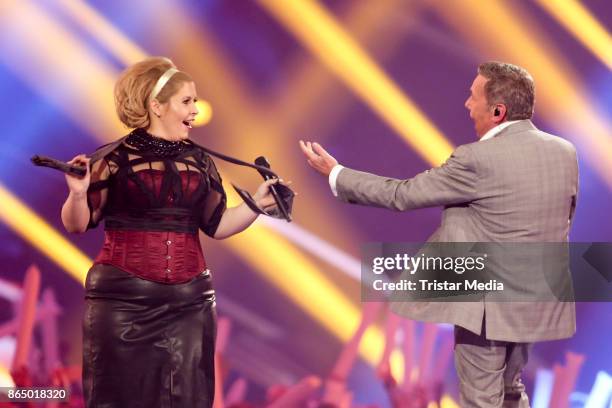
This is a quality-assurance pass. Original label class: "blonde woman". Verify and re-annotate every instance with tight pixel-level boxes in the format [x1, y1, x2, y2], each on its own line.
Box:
[62, 57, 280, 407]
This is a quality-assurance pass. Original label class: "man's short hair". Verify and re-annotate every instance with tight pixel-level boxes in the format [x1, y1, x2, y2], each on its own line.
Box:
[478, 62, 535, 120]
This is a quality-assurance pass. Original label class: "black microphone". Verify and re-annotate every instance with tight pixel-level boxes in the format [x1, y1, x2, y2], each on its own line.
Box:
[254, 156, 291, 222]
[31, 155, 87, 176]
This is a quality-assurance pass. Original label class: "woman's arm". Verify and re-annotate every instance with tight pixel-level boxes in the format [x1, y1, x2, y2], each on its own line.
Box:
[61, 191, 90, 233]
[61, 155, 90, 233]
[213, 178, 288, 239]
[61, 155, 109, 233]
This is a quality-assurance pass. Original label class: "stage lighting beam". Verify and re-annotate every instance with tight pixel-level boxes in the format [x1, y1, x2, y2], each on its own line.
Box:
[257, 0, 454, 166]
[535, 0, 612, 70]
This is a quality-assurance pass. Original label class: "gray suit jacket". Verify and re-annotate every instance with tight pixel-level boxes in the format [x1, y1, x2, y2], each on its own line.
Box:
[336, 120, 578, 342]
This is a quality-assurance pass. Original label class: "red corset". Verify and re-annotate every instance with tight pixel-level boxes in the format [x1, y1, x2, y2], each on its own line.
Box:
[94, 230, 207, 283]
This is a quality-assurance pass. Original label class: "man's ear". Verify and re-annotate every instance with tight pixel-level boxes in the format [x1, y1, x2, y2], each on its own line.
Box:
[493, 104, 507, 122]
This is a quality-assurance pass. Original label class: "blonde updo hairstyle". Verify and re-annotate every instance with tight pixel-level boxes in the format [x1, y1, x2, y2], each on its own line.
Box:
[114, 57, 193, 129]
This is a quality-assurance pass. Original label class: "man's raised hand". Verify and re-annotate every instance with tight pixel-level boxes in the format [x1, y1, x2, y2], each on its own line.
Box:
[299, 140, 338, 177]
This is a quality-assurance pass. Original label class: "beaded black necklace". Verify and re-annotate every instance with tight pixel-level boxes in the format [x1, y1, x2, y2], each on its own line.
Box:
[126, 128, 188, 157]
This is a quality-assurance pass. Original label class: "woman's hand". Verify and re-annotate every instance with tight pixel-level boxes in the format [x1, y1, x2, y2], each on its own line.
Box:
[64, 155, 91, 195]
[252, 178, 293, 211]
[213, 179, 295, 239]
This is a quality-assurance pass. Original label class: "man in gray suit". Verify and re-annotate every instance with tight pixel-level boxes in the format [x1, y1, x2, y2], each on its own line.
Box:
[300, 62, 578, 407]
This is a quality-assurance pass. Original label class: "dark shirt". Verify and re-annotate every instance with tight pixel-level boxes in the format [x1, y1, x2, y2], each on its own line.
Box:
[86, 129, 227, 283]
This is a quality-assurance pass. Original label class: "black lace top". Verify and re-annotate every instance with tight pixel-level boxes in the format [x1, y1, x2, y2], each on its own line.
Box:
[86, 128, 227, 237]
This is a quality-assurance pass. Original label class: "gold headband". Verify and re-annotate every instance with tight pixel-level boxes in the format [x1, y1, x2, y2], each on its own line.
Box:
[150, 67, 178, 101]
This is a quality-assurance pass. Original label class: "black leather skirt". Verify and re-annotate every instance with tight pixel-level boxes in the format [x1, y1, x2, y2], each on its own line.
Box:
[83, 263, 216, 408]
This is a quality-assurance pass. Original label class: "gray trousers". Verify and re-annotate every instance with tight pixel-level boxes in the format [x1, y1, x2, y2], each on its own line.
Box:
[454, 324, 531, 408]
